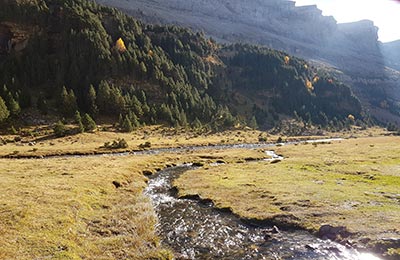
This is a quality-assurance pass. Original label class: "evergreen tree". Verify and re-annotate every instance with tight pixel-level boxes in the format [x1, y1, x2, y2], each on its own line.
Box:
[0, 96, 10, 123]
[53, 120, 66, 137]
[75, 111, 84, 133]
[37, 95, 48, 114]
[248, 116, 258, 129]
[82, 113, 97, 132]
[121, 115, 133, 132]
[60, 86, 78, 117]
[191, 117, 202, 129]
[97, 81, 111, 113]
[129, 111, 140, 128]
[118, 113, 124, 128]
[7, 96, 20, 117]
[140, 61, 147, 79]
[87, 85, 98, 117]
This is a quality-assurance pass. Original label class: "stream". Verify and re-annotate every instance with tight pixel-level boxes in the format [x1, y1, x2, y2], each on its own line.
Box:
[145, 165, 381, 260]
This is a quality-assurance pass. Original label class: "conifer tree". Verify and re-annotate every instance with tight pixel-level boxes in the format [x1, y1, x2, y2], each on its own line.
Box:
[53, 120, 66, 137]
[129, 111, 140, 128]
[7, 96, 20, 117]
[118, 114, 124, 128]
[87, 85, 98, 117]
[60, 86, 78, 117]
[121, 115, 133, 132]
[82, 113, 97, 132]
[75, 111, 84, 133]
[37, 95, 48, 114]
[248, 116, 258, 129]
[0, 96, 10, 123]
[192, 117, 202, 129]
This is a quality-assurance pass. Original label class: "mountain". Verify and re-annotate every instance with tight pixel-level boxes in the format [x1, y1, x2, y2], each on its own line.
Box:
[96, 0, 400, 125]
[382, 40, 400, 71]
[0, 0, 364, 131]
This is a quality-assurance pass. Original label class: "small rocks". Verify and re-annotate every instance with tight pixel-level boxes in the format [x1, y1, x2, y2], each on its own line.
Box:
[192, 162, 204, 167]
[142, 170, 153, 176]
[112, 181, 121, 188]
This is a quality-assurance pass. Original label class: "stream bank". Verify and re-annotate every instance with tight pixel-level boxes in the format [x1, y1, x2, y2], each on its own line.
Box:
[146, 165, 381, 259]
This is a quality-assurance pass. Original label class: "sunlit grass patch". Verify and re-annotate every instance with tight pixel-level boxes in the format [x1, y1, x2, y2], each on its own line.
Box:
[175, 136, 400, 256]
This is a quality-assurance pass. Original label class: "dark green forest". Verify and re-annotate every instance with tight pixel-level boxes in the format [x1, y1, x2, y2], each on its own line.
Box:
[0, 0, 365, 131]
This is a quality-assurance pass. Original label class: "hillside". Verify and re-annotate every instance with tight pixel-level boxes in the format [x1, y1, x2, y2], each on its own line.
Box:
[0, 0, 363, 131]
[95, 0, 400, 125]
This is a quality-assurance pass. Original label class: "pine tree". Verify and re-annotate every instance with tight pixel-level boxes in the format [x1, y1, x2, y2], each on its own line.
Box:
[121, 115, 133, 132]
[118, 114, 124, 128]
[7, 96, 20, 117]
[97, 81, 111, 113]
[192, 117, 202, 129]
[0, 96, 10, 123]
[140, 61, 147, 79]
[248, 116, 258, 129]
[129, 111, 140, 128]
[60, 86, 78, 117]
[87, 85, 98, 117]
[75, 111, 84, 133]
[82, 113, 97, 132]
[37, 95, 48, 114]
[53, 120, 66, 137]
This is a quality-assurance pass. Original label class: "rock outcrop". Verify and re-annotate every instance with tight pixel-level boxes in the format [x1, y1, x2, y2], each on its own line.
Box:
[96, 0, 400, 124]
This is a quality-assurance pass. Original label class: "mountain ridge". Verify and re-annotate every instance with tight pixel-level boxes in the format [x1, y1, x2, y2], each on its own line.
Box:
[0, 0, 364, 131]
[96, 0, 400, 125]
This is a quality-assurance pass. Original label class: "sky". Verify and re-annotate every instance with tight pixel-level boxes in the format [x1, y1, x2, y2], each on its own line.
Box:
[294, 0, 400, 42]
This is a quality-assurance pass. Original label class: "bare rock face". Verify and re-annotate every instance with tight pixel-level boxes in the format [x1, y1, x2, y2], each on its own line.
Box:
[96, 0, 400, 124]
[96, 0, 380, 70]
[382, 40, 400, 71]
[0, 22, 34, 54]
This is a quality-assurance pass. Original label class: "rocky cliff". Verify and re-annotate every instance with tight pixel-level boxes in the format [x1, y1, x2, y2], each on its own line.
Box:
[96, 0, 400, 124]
[382, 40, 400, 71]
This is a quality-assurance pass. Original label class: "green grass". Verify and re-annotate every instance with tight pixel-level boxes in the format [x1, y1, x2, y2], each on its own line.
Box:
[174, 136, 400, 256]
[0, 126, 396, 259]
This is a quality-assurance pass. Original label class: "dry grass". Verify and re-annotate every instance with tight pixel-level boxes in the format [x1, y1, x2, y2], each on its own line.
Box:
[0, 155, 181, 260]
[0, 126, 266, 157]
[175, 136, 400, 255]
[0, 125, 395, 259]
[0, 125, 389, 158]
[0, 142, 268, 259]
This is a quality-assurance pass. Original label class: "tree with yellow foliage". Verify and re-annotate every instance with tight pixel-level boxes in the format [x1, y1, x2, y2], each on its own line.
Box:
[115, 37, 127, 53]
[305, 79, 313, 91]
[284, 55, 290, 65]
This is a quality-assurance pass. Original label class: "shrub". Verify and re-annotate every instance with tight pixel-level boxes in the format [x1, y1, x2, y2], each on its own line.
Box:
[139, 141, 151, 149]
[103, 138, 129, 149]
[53, 121, 66, 137]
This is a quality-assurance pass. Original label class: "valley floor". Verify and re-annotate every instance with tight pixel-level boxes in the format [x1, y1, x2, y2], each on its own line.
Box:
[175, 136, 400, 258]
[0, 126, 398, 259]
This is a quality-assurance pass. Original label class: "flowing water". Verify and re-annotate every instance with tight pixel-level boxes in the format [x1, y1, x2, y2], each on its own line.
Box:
[145, 165, 381, 260]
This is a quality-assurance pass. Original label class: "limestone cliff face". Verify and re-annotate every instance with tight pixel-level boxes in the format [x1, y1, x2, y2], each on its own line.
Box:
[96, 0, 383, 72]
[96, 0, 400, 123]
[382, 40, 400, 71]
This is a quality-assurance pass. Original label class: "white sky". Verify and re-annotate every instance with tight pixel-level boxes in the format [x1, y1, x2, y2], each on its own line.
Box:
[294, 0, 400, 42]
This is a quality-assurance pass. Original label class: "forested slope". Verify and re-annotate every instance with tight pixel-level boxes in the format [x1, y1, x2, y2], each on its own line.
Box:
[0, 0, 364, 130]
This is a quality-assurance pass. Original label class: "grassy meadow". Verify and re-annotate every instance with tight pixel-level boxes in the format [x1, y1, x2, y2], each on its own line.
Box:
[0, 125, 398, 259]
[175, 136, 400, 257]
[0, 131, 269, 259]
